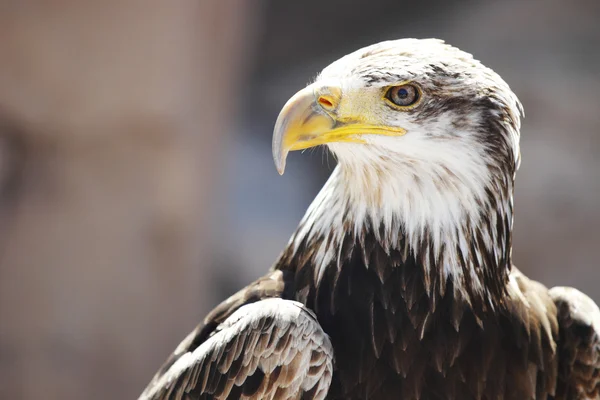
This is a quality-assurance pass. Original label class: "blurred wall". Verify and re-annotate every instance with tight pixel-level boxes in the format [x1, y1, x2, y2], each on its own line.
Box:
[0, 1, 255, 399]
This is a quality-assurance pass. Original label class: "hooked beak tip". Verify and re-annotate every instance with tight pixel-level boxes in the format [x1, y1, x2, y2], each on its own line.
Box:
[273, 142, 288, 175]
[276, 161, 286, 175]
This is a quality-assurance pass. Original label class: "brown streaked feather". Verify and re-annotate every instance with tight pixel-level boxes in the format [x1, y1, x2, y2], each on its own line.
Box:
[139, 298, 333, 400]
[550, 286, 600, 399]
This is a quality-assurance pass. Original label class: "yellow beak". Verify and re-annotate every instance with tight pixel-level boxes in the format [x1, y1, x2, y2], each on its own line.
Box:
[272, 85, 407, 174]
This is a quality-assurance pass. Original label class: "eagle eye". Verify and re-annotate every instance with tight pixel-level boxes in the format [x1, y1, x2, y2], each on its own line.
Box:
[385, 84, 420, 108]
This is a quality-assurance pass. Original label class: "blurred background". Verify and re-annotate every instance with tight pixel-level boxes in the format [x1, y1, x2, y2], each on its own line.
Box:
[0, 0, 598, 398]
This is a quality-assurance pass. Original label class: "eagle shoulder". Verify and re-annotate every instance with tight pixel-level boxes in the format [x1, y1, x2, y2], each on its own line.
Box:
[550, 286, 600, 399]
[139, 270, 333, 400]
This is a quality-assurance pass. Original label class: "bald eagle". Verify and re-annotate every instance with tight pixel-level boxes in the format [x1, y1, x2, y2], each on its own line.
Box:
[140, 39, 600, 400]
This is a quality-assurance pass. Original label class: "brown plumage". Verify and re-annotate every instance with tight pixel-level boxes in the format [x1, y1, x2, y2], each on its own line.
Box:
[140, 271, 333, 400]
[140, 39, 600, 399]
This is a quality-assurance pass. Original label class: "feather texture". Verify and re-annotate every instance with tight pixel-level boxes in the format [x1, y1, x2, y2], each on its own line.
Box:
[550, 287, 600, 399]
[139, 297, 333, 400]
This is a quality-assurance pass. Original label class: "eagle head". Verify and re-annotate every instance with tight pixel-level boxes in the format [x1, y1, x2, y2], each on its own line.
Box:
[273, 39, 523, 300]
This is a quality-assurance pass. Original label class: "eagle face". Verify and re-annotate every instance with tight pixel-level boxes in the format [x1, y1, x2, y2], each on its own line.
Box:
[273, 39, 524, 294]
[274, 39, 521, 174]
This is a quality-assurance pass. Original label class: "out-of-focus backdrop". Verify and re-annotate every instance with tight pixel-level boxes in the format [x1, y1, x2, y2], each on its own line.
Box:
[0, 0, 598, 398]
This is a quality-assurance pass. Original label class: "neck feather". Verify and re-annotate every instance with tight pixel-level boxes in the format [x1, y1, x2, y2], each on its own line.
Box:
[277, 157, 515, 308]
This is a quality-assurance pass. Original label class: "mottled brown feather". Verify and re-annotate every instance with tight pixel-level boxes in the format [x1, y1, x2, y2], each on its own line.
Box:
[139, 272, 333, 400]
[550, 287, 600, 399]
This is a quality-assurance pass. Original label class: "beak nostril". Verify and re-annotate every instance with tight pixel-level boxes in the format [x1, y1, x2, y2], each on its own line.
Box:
[318, 96, 335, 110]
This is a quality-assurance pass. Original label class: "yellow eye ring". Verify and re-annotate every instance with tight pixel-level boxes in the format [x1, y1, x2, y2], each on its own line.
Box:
[384, 83, 422, 110]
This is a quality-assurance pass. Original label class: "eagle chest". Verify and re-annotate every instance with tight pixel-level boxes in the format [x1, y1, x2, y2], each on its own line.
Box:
[292, 256, 558, 400]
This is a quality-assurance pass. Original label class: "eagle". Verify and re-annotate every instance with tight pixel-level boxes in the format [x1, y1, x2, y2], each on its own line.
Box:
[140, 39, 600, 400]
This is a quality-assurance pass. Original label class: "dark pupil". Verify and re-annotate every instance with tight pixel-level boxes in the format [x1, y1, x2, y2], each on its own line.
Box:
[398, 88, 409, 99]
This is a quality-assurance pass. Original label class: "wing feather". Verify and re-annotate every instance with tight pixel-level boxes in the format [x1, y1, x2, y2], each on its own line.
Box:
[550, 286, 600, 399]
[139, 298, 333, 400]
